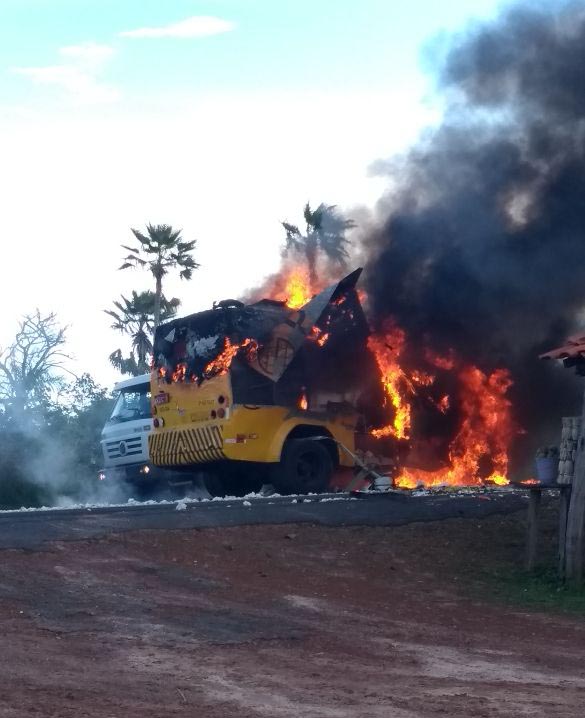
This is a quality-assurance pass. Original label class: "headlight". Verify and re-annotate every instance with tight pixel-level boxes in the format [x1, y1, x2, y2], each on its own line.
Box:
[98, 471, 106, 481]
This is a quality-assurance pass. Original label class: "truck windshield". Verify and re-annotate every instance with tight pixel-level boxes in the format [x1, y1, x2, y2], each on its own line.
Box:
[107, 384, 151, 424]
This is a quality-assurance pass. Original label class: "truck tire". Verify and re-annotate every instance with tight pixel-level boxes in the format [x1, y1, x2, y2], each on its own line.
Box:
[273, 438, 333, 495]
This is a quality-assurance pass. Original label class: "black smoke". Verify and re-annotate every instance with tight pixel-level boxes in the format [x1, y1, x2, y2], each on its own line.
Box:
[362, 1, 585, 474]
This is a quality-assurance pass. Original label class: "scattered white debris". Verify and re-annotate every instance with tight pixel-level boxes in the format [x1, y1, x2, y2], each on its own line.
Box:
[187, 334, 219, 356]
[284, 595, 326, 612]
[0, 484, 517, 516]
[319, 497, 358, 502]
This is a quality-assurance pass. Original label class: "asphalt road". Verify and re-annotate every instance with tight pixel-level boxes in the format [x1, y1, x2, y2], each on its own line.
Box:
[0, 490, 528, 549]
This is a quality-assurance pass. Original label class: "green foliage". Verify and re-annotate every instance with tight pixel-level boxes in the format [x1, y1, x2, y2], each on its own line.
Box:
[61, 373, 114, 475]
[0, 377, 114, 509]
[0, 310, 115, 509]
[106, 290, 180, 376]
[485, 566, 585, 613]
[119, 223, 199, 328]
[282, 202, 355, 284]
[446, 505, 585, 614]
[0, 430, 50, 509]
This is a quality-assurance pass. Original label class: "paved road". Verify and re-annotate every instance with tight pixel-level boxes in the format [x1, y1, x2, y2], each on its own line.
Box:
[0, 491, 527, 549]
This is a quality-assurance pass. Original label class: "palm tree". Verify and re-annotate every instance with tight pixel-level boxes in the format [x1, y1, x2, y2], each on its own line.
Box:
[282, 203, 355, 288]
[119, 224, 199, 329]
[106, 290, 180, 376]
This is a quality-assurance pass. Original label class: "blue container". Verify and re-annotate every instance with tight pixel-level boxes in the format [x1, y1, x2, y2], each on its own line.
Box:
[535, 457, 558, 485]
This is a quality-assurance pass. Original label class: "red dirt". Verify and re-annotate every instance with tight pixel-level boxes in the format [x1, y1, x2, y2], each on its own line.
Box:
[0, 511, 584, 717]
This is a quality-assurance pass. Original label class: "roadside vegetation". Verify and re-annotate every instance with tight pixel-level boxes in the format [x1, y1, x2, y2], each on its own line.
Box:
[398, 500, 585, 614]
[0, 311, 114, 509]
[110, 223, 199, 376]
[0, 222, 201, 509]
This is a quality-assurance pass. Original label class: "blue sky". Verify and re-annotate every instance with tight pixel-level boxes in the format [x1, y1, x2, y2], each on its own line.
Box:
[1, 1, 501, 93]
[0, 0, 505, 384]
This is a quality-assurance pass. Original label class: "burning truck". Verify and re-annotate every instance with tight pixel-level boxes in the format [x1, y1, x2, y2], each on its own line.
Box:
[100, 266, 517, 495]
[148, 269, 381, 495]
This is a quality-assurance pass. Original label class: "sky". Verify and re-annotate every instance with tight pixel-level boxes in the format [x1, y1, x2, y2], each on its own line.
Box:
[0, 0, 505, 387]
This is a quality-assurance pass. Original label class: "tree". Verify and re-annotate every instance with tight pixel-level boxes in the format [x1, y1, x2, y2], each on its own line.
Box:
[61, 373, 114, 477]
[106, 290, 180, 376]
[0, 313, 118, 509]
[119, 223, 199, 329]
[282, 202, 356, 287]
[0, 311, 73, 423]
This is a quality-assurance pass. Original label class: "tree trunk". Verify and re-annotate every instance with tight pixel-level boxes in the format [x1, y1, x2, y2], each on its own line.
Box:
[137, 340, 146, 373]
[153, 275, 162, 331]
[305, 241, 318, 292]
[565, 386, 585, 583]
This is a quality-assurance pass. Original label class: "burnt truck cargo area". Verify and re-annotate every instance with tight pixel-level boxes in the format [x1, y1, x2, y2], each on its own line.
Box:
[148, 270, 387, 495]
[152, 268, 371, 411]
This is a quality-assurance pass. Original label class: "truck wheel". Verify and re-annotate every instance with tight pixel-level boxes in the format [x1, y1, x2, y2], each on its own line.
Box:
[273, 439, 333, 495]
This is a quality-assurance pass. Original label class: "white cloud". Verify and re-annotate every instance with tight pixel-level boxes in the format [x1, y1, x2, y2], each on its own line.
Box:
[120, 15, 235, 39]
[13, 43, 118, 104]
[59, 42, 116, 71]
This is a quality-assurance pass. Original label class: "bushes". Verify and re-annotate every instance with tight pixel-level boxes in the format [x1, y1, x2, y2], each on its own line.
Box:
[0, 431, 50, 509]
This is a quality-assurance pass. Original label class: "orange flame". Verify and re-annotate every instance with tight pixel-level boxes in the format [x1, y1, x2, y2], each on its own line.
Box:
[298, 392, 308, 411]
[171, 363, 187, 382]
[204, 338, 259, 379]
[162, 338, 260, 385]
[262, 262, 516, 490]
[394, 366, 513, 488]
[368, 325, 412, 440]
[274, 266, 314, 309]
[425, 348, 456, 370]
[309, 326, 330, 347]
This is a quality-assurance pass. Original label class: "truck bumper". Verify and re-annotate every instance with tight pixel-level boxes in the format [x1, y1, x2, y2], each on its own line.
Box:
[97, 462, 172, 486]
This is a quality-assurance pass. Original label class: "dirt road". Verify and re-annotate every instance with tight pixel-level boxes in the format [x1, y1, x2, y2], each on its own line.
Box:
[0, 509, 583, 717]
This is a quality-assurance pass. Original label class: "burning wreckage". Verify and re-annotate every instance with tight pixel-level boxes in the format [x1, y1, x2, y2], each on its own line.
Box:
[148, 267, 516, 494]
[149, 269, 379, 495]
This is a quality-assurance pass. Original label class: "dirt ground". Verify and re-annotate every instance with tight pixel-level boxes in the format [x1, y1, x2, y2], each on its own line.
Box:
[0, 506, 584, 717]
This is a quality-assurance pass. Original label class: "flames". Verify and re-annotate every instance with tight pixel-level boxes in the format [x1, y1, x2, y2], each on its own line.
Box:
[368, 321, 514, 487]
[204, 337, 259, 379]
[274, 266, 314, 309]
[159, 255, 517, 491]
[393, 365, 513, 488]
[267, 264, 517, 489]
[309, 325, 330, 347]
[160, 337, 259, 385]
[367, 326, 411, 440]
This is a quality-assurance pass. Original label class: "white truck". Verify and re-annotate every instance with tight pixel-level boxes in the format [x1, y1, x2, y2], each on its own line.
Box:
[98, 373, 212, 497]
[98, 374, 155, 489]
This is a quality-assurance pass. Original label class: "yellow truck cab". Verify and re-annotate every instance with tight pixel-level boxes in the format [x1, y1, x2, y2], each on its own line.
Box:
[149, 270, 369, 495]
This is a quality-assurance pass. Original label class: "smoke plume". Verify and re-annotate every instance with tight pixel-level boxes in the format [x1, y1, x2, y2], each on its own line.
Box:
[361, 1, 585, 470]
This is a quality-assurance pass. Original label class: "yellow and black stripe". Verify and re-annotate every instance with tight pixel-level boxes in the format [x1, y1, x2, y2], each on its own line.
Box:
[149, 425, 225, 466]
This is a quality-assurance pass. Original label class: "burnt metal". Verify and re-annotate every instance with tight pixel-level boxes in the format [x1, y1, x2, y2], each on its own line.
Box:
[152, 269, 370, 411]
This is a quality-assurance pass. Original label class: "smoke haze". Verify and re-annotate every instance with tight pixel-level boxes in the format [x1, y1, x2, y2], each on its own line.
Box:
[360, 1, 585, 469]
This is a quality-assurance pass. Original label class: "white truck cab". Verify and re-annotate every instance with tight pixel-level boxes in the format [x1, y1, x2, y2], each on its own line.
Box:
[98, 374, 154, 485]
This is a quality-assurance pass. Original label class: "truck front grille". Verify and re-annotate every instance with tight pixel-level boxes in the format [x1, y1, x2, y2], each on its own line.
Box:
[149, 425, 225, 465]
[105, 436, 143, 459]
